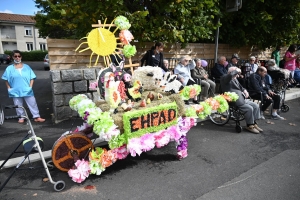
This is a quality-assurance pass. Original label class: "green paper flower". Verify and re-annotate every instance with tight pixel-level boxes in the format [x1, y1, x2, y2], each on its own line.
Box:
[214, 95, 229, 113]
[93, 112, 115, 136]
[114, 16, 131, 30]
[108, 134, 127, 149]
[198, 102, 212, 119]
[69, 94, 88, 111]
[185, 107, 198, 117]
[123, 44, 137, 57]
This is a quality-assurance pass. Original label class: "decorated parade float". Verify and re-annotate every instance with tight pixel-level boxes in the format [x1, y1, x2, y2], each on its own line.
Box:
[51, 16, 238, 183]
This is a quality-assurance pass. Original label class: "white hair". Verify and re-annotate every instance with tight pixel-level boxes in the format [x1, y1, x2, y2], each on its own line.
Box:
[250, 56, 256, 60]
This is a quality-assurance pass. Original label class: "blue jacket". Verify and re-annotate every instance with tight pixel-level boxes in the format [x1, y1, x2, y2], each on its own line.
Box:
[211, 63, 228, 79]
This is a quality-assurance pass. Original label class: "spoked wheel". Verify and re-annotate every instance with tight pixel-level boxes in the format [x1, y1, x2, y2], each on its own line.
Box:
[0, 106, 4, 126]
[54, 180, 66, 192]
[209, 109, 230, 125]
[231, 107, 245, 122]
[235, 125, 242, 133]
[280, 104, 289, 112]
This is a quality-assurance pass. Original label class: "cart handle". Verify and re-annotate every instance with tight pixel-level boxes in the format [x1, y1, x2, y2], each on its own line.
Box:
[5, 105, 19, 109]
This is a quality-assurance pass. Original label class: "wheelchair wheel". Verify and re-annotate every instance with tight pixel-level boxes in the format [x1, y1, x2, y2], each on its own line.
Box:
[235, 125, 242, 133]
[209, 109, 230, 125]
[280, 105, 289, 113]
[0, 106, 4, 126]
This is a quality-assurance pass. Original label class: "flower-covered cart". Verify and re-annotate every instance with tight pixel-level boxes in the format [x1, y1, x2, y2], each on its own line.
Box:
[50, 16, 238, 183]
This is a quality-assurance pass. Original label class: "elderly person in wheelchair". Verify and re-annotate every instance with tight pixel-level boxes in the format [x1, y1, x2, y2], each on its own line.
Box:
[220, 67, 263, 134]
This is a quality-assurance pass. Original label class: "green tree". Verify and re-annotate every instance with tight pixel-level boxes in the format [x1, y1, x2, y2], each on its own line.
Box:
[34, 0, 220, 45]
[218, 0, 300, 49]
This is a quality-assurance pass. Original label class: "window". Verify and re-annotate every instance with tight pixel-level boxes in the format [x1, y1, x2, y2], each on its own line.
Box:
[24, 26, 32, 36]
[26, 43, 33, 51]
[40, 43, 47, 51]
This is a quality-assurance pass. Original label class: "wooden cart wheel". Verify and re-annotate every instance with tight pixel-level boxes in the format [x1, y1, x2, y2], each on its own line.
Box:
[52, 132, 93, 172]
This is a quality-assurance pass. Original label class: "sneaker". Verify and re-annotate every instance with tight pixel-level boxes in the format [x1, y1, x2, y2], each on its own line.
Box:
[271, 114, 284, 120]
[254, 124, 263, 132]
[260, 112, 265, 120]
[245, 125, 260, 134]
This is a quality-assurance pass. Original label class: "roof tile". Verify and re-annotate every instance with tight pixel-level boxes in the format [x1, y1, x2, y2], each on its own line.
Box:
[0, 13, 35, 23]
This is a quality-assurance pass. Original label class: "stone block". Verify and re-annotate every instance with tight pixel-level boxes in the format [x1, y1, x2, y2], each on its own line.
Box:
[53, 94, 64, 106]
[74, 80, 87, 92]
[53, 82, 73, 94]
[50, 70, 61, 82]
[64, 94, 75, 106]
[83, 69, 96, 80]
[92, 91, 101, 101]
[54, 106, 73, 120]
[61, 69, 82, 81]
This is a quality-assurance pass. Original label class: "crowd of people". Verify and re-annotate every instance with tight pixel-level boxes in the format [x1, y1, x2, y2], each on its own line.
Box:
[139, 42, 300, 134]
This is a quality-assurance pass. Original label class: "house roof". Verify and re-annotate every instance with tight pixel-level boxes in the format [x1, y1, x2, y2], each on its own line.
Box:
[0, 13, 35, 23]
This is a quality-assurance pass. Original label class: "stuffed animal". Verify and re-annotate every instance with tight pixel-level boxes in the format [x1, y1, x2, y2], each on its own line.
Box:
[128, 80, 143, 101]
[132, 66, 163, 91]
[160, 72, 184, 94]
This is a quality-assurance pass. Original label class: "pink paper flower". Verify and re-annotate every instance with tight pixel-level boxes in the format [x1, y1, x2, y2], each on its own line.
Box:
[127, 138, 143, 157]
[168, 125, 181, 142]
[119, 30, 134, 45]
[154, 130, 171, 148]
[177, 149, 188, 160]
[68, 159, 91, 183]
[111, 145, 129, 160]
[140, 134, 155, 152]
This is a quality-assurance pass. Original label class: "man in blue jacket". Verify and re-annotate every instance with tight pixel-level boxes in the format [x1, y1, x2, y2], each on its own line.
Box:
[248, 67, 283, 120]
[211, 56, 227, 81]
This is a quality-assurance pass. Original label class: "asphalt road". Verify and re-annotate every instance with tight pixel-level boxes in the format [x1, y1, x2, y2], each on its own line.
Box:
[0, 62, 300, 200]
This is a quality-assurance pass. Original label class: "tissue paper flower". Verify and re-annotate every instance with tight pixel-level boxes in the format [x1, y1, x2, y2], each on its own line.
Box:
[198, 101, 212, 119]
[127, 138, 143, 157]
[180, 84, 201, 100]
[69, 94, 88, 111]
[214, 95, 229, 113]
[114, 15, 131, 30]
[123, 44, 137, 57]
[154, 130, 171, 148]
[205, 97, 220, 111]
[119, 30, 134, 45]
[68, 159, 90, 183]
[110, 145, 129, 160]
[140, 134, 155, 152]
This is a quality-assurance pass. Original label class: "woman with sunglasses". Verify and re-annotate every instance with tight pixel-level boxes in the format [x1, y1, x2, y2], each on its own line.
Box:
[1, 50, 45, 123]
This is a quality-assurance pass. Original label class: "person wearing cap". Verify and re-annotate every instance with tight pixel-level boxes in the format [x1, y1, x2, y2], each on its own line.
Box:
[244, 56, 259, 78]
[220, 67, 262, 134]
[191, 58, 215, 100]
[248, 67, 284, 120]
[174, 56, 198, 104]
[227, 54, 246, 88]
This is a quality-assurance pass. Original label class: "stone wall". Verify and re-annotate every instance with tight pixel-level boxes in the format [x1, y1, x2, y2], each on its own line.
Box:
[50, 68, 100, 123]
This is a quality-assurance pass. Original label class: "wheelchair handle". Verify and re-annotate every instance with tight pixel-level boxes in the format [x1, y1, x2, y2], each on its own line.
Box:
[4, 105, 19, 109]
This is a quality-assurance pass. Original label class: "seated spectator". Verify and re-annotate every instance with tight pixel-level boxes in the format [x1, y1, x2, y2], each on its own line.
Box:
[248, 67, 284, 120]
[244, 56, 258, 78]
[191, 59, 216, 100]
[174, 56, 198, 104]
[227, 54, 246, 87]
[221, 67, 262, 134]
[211, 56, 227, 81]
[162, 59, 169, 75]
[267, 59, 291, 80]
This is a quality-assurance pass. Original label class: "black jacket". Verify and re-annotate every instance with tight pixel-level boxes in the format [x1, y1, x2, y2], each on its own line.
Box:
[248, 73, 270, 97]
[211, 63, 228, 79]
[220, 70, 246, 106]
[140, 48, 169, 72]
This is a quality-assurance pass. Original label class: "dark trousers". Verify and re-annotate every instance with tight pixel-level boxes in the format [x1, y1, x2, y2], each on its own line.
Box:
[251, 93, 281, 111]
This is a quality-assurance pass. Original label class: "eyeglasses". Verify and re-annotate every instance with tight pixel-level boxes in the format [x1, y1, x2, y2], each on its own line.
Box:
[14, 55, 21, 58]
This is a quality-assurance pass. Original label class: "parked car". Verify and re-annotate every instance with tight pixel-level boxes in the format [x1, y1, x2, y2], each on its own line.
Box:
[0, 54, 12, 64]
[44, 54, 49, 70]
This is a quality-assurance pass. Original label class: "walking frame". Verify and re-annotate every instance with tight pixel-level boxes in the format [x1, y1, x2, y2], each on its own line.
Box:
[0, 105, 65, 192]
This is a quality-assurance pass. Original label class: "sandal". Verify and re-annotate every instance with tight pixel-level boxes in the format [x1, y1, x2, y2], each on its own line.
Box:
[18, 119, 25, 123]
[34, 117, 45, 122]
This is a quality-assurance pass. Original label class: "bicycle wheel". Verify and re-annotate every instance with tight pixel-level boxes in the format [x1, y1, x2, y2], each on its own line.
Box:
[209, 109, 230, 125]
[0, 106, 4, 125]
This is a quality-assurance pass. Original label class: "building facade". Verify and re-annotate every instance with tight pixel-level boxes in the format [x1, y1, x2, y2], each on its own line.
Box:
[0, 13, 47, 53]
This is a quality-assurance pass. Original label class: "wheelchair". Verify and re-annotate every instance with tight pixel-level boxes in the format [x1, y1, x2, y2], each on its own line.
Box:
[209, 102, 245, 133]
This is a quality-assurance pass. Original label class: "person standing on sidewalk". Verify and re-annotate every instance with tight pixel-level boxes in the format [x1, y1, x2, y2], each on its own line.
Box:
[1, 50, 45, 123]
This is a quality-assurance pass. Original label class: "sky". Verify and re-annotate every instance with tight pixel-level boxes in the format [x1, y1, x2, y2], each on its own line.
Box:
[0, 0, 40, 15]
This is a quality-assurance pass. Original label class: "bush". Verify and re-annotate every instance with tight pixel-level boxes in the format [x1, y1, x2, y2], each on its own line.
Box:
[4, 50, 48, 61]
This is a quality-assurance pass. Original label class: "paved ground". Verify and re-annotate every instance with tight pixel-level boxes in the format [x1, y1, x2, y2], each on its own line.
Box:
[0, 62, 300, 200]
